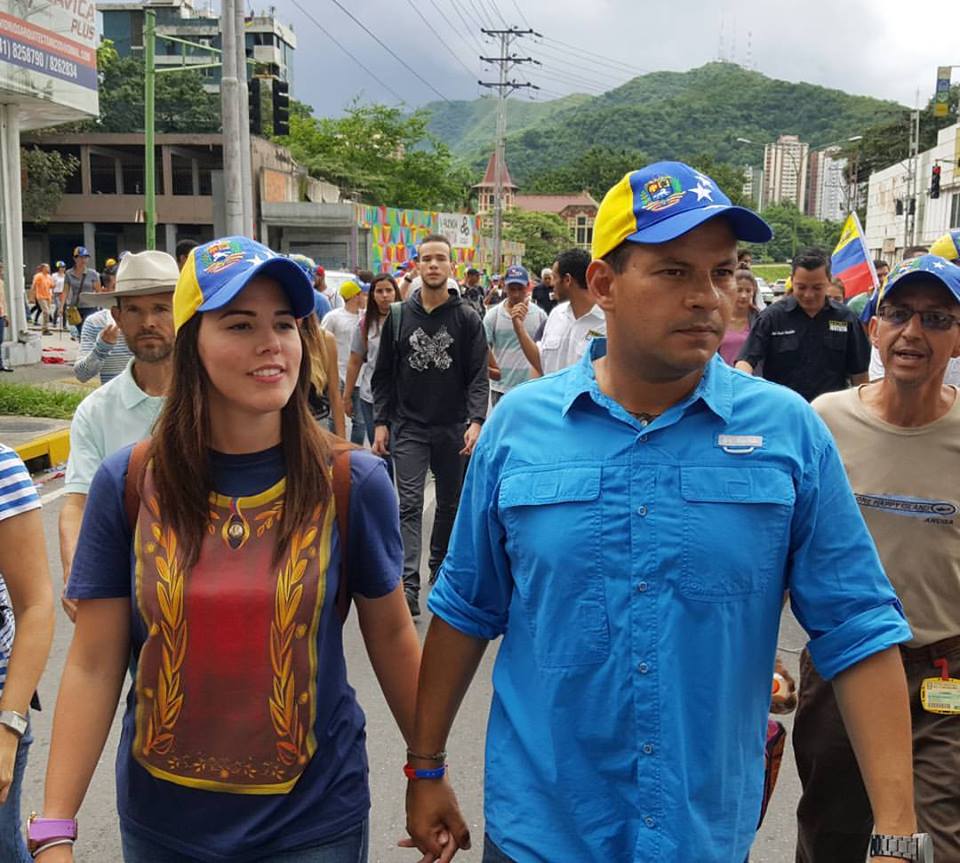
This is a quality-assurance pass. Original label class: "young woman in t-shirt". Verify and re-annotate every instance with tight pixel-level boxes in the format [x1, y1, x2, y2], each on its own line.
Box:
[343, 274, 401, 447]
[719, 269, 761, 366]
[34, 239, 420, 863]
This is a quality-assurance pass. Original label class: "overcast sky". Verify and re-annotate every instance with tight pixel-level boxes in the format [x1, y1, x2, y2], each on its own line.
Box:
[103, 1, 947, 116]
[246, 0, 948, 117]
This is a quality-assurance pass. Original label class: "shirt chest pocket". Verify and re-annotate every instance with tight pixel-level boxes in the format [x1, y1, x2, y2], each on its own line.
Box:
[679, 466, 795, 601]
[824, 328, 848, 351]
[771, 332, 800, 353]
[498, 467, 609, 668]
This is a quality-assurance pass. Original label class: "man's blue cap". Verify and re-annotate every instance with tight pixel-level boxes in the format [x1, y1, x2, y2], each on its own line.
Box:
[313, 289, 332, 319]
[175, 236, 315, 332]
[592, 161, 773, 258]
[879, 254, 960, 306]
[504, 264, 529, 285]
[73, 246, 90, 258]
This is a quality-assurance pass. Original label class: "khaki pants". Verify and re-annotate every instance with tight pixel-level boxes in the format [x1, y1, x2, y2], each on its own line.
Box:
[793, 637, 960, 862]
[37, 298, 51, 331]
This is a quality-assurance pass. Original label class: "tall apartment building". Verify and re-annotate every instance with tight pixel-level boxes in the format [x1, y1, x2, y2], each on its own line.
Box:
[101, 0, 295, 93]
[806, 147, 849, 222]
[763, 134, 809, 209]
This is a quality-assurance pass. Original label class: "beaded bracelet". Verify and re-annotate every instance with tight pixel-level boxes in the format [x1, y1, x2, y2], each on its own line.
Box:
[406, 748, 447, 763]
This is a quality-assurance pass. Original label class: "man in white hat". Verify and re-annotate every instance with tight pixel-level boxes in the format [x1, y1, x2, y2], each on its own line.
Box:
[59, 250, 179, 620]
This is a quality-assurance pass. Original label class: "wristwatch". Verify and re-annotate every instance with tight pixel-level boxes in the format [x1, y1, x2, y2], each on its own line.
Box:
[0, 709, 27, 737]
[869, 833, 934, 862]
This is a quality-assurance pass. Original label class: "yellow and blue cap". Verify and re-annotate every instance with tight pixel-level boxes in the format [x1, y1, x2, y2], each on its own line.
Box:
[878, 254, 960, 305]
[174, 236, 315, 332]
[591, 161, 772, 260]
[928, 229, 960, 264]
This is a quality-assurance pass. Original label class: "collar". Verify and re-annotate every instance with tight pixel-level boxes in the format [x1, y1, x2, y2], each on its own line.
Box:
[118, 359, 159, 410]
[561, 338, 733, 424]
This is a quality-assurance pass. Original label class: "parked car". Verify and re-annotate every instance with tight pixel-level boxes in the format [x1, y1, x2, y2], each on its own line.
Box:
[772, 278, 787, 295]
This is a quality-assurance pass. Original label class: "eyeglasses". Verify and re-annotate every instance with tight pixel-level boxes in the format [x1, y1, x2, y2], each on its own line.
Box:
[877, 305, 960, 331]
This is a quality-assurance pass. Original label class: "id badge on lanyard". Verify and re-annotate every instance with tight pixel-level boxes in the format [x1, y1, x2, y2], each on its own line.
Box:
[920, 658, 960, 715]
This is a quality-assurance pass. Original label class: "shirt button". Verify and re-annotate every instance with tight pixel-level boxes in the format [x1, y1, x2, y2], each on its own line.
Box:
[637, 505, 648, 517]
[642, 743, 654, 755]
[644, 816, 656, 829]
[638, 661, 649, 674]
[639, 435, 648, 443]
[637, 581, 649, 593]
[639, 419, 648, 428]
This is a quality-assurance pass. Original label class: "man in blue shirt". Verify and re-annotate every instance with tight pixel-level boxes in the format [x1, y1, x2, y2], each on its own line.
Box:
[403, 162, 923, 863]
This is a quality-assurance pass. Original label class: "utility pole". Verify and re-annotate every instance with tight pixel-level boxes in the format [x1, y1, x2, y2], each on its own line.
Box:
[904, 107, 920, 252]
[235, 0, 254, 236]
[144, 10, 156, 249]
[480, 28, 538, 274]
[220, 0, 244, 236]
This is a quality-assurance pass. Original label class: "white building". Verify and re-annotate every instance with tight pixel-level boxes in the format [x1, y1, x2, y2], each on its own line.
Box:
[807, 147, 849, 223]
[763, 135, 809, 209]
[864, 122, 960, 263]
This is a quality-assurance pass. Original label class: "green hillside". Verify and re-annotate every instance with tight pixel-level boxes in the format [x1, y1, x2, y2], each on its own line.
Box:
[425, 62, 907, 185]
[424, 92, 591, 158]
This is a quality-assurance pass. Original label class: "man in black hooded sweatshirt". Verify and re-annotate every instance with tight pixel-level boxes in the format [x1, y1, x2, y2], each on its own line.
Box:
[373, 234, 489, 617]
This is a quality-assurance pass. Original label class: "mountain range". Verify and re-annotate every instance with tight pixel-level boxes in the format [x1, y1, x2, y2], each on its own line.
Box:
[423, 62, 907, 185]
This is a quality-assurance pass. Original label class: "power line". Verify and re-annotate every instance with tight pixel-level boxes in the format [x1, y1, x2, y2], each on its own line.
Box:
[322, 0, 452, 102]
[541, 36, 650, 76]
[485, 0, 509, 28]
[530, 52, 629, 87]
[530, 61, 613, 93]
[404, 0, 476, 78]
[289, 0, 406, 105]
[532, 41, 642, 82]
[426, 0, 483, 55]
[511, 0, 530, 29]
[468, 0, 495, 29]
[449, 0, 484, 36]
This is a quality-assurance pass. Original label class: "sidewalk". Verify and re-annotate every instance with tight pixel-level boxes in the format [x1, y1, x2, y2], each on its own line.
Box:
[2, 325, 90, 466]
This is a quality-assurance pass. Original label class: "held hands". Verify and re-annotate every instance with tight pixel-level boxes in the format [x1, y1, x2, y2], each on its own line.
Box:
[401, 777, 471, 863]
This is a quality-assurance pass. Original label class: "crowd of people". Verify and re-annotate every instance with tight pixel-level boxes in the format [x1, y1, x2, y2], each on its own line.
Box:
[0, 158, 956, 863]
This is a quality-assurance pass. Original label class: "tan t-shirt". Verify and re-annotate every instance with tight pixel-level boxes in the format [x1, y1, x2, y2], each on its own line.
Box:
[814, 387, 960, 647]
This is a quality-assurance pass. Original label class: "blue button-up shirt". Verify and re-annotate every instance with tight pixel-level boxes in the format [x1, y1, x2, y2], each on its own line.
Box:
[429, 340, 910, 863]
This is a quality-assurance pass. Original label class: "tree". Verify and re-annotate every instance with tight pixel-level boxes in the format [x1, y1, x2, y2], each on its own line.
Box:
[21, 147, 80, 224]
[501, 209, 572, 273]
[745, 201, 842, 261]
[525, 146, 647, 199]
[37, 40, 220, 135]
[689, 155, 749, 207]
[283, 102, 471, 210]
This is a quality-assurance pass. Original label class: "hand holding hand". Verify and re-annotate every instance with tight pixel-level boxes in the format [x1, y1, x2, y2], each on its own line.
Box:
[401, 777, 471, 863]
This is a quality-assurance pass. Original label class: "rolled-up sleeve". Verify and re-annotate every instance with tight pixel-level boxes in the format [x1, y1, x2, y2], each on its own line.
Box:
[787, 432, 911, 680]
[427, 435, 513, 640]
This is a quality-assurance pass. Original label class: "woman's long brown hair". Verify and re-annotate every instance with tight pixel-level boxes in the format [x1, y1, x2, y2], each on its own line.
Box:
[148, 314, 333, 570]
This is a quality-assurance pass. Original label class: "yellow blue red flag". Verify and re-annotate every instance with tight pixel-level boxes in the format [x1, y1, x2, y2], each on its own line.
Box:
[831, 213, 877, 299]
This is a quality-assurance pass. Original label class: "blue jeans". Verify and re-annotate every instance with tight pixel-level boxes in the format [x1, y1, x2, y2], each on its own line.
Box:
[329, 387, 365, 446]
[358, 399, 392, 479]
[0, 722, 33, 863]
[482, 834, 516, 863]
[121, 819, 368, 863]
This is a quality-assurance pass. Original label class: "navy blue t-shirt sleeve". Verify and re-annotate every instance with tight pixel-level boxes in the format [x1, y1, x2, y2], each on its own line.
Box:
[347, 450, 401, 599]
[66, 444, 134, 599]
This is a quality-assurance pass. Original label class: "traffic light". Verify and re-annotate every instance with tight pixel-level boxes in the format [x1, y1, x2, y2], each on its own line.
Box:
[931, 164, 942, 199]
[249, 77, 262, 136]
[272, 78, 289, 137]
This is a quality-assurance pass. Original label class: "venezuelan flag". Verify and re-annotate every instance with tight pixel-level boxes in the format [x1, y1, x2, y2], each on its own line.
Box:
[831, 213, 878, 299]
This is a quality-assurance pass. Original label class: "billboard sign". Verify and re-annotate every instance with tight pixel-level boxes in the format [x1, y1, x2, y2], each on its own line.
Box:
[0, 0, 98, 125]
[438, 212, 474, 248]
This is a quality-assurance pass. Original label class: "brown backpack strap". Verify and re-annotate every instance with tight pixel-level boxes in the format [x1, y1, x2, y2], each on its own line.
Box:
[332, 447, 353, 623]
[124, 439, 151, 531]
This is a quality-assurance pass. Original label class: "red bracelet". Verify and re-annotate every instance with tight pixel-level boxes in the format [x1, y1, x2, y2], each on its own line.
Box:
[403, 763, 447, 780]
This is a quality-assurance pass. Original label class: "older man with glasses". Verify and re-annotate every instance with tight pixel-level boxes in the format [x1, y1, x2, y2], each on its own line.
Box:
[795, 254, 960, 863]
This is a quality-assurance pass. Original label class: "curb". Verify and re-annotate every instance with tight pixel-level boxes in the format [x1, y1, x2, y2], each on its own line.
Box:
[14, 427, 70, 468]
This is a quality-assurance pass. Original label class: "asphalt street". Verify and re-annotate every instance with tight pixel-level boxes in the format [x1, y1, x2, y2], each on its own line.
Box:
[23, 478, 806, 863]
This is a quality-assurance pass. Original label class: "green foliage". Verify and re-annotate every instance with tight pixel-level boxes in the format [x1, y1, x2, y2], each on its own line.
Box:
[688, 155, 748, 207]
[748, 201, 842, 261]
[20, 147, 80, 224]
[43, 40, 220, 134]
[426, 63, 905, 187]
[501, 209, 572, 273]
[525, 146, 646, 199]
[0, 383, 85, 419]
[283, 102, 472, 210]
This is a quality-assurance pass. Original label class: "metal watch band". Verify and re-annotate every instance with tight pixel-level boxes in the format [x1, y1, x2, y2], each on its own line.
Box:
[0, 709, 27, 737]
[870, 834, 919, 860]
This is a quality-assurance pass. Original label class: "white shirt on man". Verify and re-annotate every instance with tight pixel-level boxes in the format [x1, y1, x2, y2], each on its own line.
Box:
[539, 301, 607, 375]
[321, 307, 360, 384]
